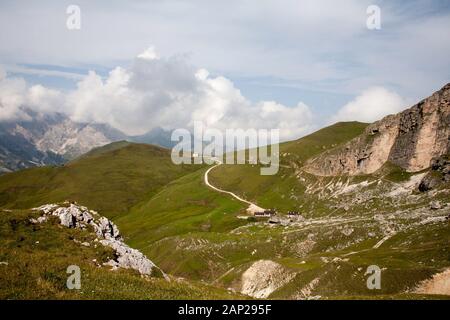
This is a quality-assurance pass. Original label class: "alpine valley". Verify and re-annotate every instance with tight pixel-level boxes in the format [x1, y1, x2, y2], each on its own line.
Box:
[0, 84, 449, 300]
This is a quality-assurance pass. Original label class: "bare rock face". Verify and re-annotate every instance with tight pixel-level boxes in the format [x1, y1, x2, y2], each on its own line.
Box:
[35, 120, 119, 159]
[415, 268, 450, 296]
[305, 84, 450, 176]
[430, 201, 443, 210]
[32, 203, 122, 240]
[0, 109, 127, 173]
[101, 239, 157, 276]
[419, 155, 450, 191]
[31, 203, 164, 278]
[241, 260, 295, 298]
[389, 86, 450, 171]
[432, 155, 450, 182]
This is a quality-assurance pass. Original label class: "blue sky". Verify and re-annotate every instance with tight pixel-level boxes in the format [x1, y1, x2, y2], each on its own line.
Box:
[0, 0, 449, 137]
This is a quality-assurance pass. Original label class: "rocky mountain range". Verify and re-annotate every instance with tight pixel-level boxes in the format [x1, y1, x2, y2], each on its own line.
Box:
[0, 108, 174, 173]
[305, 83, 450, 176]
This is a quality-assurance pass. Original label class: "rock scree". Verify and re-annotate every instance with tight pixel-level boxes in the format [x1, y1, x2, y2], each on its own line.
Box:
[241, 260, 295, 298]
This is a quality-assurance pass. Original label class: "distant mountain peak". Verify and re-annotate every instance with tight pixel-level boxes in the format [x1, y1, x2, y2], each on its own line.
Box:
[0, 109, 127, 173]
[0, 106, 179, 173]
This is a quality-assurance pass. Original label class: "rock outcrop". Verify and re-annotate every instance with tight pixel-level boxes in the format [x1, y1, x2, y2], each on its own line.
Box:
[31, 203, 165, 278]
[419, 155, 450, 191]
[305, 84, 450, 176]
[414, 268, 450, 296]
[240, 260, 295, 298]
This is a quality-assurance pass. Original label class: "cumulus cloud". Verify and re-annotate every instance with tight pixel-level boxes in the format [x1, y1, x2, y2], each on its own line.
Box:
[331, 87, 407, 124]
[0, 49, 415, 142]
[0, 71, 28, 121]
[0, 49, 314, 140]
[1, 0, 449, 103]
[0, 67, 64, 121]
[137, 46, 160, 61]
[28, 85, 64, 114]
[65, 48, 315, 139]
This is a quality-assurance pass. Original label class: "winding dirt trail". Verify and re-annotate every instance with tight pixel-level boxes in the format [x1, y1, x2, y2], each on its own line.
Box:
[204, 159, 265, 213]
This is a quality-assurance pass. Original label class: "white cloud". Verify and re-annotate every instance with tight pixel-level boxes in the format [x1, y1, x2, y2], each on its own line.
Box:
[28, 85, 64, 114]
[0, 0, 448, 106]
[1, 0, 448, 98]
[0, 67, 64, 121]
[331, 87, 407, 123]
[0, 67, 6, 81]
[0, 48, 314, 141]
[65, 48, 315, 139]
[137, 46, 160, 61]
[0, 70, 29, 121]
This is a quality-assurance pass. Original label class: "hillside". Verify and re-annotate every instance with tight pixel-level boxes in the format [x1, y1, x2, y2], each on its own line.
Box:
[305, 83, 450, 176]
[143, 91, 448, 298]
[207, 121, 368, 212]
[0, 205, 239, 299]
[0, 87, 449, 299]
[208, 85, 450, 214]
[0, 142, 204, 219]
[116, 120, 449, 299]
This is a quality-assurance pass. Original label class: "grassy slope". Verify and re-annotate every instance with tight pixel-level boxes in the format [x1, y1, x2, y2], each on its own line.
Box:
[208, 121, 368, 212]
[0, 140, 251, 296]
[281, 121, 369, 163]
[117, 169, 246, 244]
[112, 122, 449, 299]
[112, 123, 364, 283]
[0, 122, 448, 299]
[0, 208, 240, 299]
[0, 142, 204, 219]
[115, 168, 249, 280]
[112, 122, 368, 277]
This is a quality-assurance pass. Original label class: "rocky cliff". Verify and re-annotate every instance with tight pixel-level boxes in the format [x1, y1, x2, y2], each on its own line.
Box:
[305, 83, 450, 176]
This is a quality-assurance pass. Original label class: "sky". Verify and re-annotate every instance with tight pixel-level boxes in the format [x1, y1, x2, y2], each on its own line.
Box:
[0, 0, 449, 139]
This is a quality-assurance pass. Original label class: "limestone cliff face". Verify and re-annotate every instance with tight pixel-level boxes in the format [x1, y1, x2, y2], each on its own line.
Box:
[305, 84, 450, 176]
